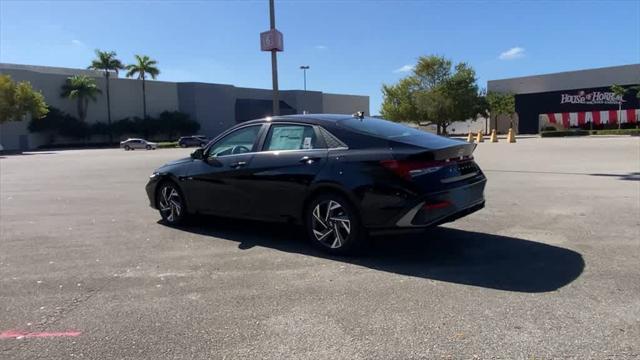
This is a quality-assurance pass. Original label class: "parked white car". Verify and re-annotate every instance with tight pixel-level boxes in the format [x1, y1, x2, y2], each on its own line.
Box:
[120, 138, 157, 151]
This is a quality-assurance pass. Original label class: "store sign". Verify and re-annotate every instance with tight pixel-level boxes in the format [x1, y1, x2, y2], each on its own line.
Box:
[260, 29, 284, 52]
[560, 90, 622, 105]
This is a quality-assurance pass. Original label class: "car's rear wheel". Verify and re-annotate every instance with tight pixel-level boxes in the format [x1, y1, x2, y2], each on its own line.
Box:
[157, 181, 187, 225]
[306, 193, 364, 255]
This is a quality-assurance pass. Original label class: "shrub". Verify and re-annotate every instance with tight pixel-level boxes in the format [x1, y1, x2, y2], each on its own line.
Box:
[540, 130, 589, 137]
[29, 109, 199, 143]
[591, 128, 640, 136]
[110, 111, 199, 140]
[90, 122, 110, 136]
[28, 107, 88, 141]
[157, 142, 178, 148]
[157, 111, 200, 139]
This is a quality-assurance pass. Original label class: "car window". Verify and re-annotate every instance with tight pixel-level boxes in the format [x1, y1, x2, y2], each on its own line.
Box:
[208, 125, 261, 157]
[337, 117, 426, 139]
[263, 124, 319, 151]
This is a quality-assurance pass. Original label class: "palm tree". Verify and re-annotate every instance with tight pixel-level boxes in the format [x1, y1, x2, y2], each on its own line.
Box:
[126, 55, 160, 119]
[60, 75, 101, 122]
[88, 49, 124, 143]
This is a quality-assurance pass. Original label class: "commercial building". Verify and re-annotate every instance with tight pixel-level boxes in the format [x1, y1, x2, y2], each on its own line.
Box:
[488, 64, 640, 134]
[0, 63, 369, 150]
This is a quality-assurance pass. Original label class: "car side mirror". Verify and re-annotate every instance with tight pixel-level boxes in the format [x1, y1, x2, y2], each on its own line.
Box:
[191, 148, 204, 160]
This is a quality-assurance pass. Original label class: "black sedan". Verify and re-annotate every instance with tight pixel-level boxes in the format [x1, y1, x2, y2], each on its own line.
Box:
[178, 135, 209, 148]
[146, 114, 486, 254]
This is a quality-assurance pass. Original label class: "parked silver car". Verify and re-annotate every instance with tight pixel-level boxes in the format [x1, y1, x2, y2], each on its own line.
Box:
[120, 138, 157, 151]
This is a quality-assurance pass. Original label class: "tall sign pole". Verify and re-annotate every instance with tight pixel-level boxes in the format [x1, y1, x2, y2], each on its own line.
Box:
[270, 0, 280, 116]
[260, 0, 283, 116]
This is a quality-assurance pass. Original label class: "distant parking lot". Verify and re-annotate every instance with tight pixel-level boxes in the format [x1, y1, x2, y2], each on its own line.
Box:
[1, 137, 639, 359]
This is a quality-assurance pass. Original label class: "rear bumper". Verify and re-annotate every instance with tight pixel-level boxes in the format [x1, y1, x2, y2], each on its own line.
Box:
[367, 175, 487, 233]
[392, 177, 486, 229]
[369, 201, 484, 236]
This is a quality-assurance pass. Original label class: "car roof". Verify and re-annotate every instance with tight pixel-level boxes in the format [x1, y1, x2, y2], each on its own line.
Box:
[241, 114, 355, 127]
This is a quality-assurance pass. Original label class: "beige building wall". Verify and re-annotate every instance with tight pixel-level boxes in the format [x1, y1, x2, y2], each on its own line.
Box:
[0, 63, 369, 150]
[0, 65, 178, 149]
[322, 93, 369, 115]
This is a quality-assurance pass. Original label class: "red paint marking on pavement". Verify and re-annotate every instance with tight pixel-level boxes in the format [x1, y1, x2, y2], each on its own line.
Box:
[0, 330, 81, 339]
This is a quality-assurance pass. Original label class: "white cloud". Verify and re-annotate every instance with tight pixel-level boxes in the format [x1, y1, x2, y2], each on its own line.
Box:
[314, 45, 328, 50]
[499, 47, 525, 60]
[71, 39, 85, 47]
[393, 64, 414, 73]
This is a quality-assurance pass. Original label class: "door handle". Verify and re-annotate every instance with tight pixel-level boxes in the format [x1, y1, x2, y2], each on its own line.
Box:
[229, 161, 247, 168]
[299, 156, 321, 164]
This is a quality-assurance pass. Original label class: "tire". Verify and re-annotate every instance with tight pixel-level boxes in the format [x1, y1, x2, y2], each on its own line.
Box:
[146, 145, 152, 150]
[305, 193, 365, 255]
[124, 145, 131, 151]
[180, 143, 187, 148]
[156, 181, 187, 225]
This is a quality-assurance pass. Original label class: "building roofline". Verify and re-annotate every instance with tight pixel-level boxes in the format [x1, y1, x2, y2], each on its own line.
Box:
[488, 63, 640, 94]
[488, 63, 639, 83]
[0, 62, 108, 77]
[0, 62, 372, 98]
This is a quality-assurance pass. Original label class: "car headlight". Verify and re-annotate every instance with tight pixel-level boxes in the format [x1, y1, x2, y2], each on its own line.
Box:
[149, 172, 160, 179]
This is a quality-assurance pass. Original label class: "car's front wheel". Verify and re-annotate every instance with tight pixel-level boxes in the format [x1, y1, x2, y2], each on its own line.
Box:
[146, 145, 152, 150]
[124, 145, 131, 151]
[157, 182, 187, 225]
[306, 193, 365, 255]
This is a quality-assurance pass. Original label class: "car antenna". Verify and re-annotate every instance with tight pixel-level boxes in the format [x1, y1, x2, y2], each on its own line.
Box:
[352, 111, 365, 121]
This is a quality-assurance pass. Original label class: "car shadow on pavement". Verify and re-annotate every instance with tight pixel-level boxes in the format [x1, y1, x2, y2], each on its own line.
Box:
[0, 151, 58, 158]
[169, 216, 585, 293]
[590, 172, 640, 181]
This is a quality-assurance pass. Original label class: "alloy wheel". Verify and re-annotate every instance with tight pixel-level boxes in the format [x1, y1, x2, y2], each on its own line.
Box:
[311, 200, 351, 249]
[158, 185, 183, 223]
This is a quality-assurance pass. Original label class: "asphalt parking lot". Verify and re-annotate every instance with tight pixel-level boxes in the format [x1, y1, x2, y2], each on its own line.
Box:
[1, 136, 639, 359]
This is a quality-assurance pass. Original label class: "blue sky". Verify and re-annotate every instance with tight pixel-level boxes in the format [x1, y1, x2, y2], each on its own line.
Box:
[1, 0, 639, 114]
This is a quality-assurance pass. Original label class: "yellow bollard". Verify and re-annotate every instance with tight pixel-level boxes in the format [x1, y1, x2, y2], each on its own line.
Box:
[466, 132, 474, 143]
[507, 128, 516, 143]
[490, 129, 498, 142]
[476, 132, 484, 142]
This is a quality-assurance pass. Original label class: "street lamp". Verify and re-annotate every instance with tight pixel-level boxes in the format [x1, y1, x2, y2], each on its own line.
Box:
[300, 65, 309, 91]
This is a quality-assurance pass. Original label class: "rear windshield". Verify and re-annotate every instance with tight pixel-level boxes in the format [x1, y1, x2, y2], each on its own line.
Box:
[337, 117, 427, 140]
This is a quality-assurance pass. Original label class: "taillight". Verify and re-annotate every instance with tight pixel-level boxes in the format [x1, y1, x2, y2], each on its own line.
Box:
[380, 159, 445, 180]
[380, 156, 473, 181]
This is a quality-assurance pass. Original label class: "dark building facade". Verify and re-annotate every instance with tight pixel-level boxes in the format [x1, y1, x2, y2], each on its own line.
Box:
[488, 64, 640, 134]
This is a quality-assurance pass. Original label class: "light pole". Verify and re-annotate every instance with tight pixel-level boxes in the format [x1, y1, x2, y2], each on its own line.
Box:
[300, 65, 309, 91]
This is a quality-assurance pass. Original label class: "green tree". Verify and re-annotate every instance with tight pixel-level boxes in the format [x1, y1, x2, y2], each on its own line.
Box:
[126, 55, 160, 119]
[380, 77, 420, 123]
[436, 63, 481, 134]
[88, 49, 124, 143]
[486, 91, 515, 132]
[610, 84, 640, 129]
[61, 75, 101, 122]
[0, 74, 48, 123]
[381, 55, 483, 134]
